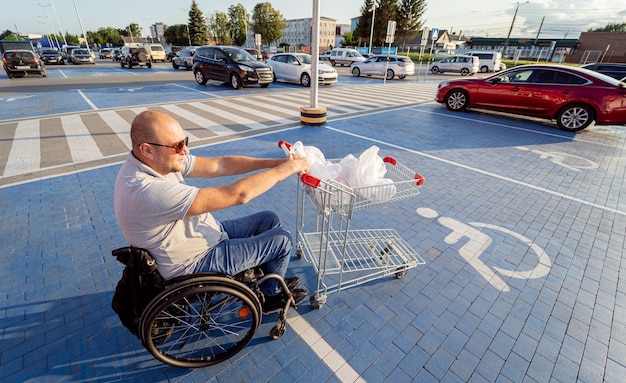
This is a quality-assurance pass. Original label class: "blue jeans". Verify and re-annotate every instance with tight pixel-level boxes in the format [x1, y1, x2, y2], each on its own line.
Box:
[194, 211, 292, 296]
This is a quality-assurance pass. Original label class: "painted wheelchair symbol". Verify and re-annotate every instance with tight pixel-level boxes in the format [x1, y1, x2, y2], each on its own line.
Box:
[417, 207, 551, 292]
[516, 146, 598, 171]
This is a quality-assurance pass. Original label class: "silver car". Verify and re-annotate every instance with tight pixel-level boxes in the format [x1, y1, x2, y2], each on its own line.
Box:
[70, 49, 95, 65]
[268, 53, 338, 87]
[351, 55, 415, 80]
[172, 49, 195, 70]
[429, 55, 479, 76]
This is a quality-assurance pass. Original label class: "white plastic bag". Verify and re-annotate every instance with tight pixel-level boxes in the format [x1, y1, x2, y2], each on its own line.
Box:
[344, 146, 396, 202]
[287, 141, 341, 181]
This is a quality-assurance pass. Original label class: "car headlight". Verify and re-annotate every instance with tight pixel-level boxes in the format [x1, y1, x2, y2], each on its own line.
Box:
[237, 64, 254, 73]
[438, 81, 450, 89]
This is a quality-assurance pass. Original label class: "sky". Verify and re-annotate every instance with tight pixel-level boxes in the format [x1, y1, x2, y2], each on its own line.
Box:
[6, 0, 626, 41]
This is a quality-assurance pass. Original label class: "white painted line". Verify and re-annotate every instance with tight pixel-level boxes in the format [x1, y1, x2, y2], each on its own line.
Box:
[60, 115, 103, 163]
[4, 119, 40, 177]
[76, 89, 98, 110]
[170, 82, 218, 96]
[288, 315, 365, 383]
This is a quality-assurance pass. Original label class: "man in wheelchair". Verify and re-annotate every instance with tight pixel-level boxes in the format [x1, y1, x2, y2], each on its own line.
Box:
[114, 110, 309, 313]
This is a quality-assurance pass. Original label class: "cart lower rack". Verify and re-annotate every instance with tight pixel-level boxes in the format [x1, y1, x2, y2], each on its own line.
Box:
[293, 152, 426, 310]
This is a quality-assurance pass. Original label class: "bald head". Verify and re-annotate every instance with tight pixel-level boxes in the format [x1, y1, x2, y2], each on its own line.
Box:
[130, 110, 181, 148]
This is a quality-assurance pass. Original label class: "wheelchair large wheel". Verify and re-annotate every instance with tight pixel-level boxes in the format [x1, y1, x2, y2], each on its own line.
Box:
[140, 275, 261, 368]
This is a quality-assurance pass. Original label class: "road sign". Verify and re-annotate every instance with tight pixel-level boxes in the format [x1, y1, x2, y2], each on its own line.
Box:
[421, 27, 429, 45]
[432, 27, 439, 40]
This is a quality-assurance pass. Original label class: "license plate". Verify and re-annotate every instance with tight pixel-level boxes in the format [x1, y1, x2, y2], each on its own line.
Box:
[16, 65, 30, 69]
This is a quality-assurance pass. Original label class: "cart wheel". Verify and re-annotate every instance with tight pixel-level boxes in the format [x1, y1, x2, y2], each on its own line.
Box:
[270, 324, 286, 339]
[296, 248, 302, 259]
[310, 295, 323, 310]
[395, 269, 407, 279]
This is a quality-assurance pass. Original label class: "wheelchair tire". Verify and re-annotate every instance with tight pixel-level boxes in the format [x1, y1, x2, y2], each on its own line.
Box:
[140, 275, 261, 368]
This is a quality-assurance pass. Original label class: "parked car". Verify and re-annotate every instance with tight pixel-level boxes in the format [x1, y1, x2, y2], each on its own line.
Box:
[580, 63, 626, 81]
[142, 44, 166, 62]
[99, 48, 112, 59]
[192, 45, 273, 89]
[329, 47, 366, 67]
[430, 55, 479, 76]
[466, 51, 503, 73]
[435, 64, 626, 132]
[172, 48, 194, 70]
[70, 49, 96, 65]
[3, 49, 47, 78]
[319, 50, 332, 61]
[268, 53, 337, 86]
[120, 46, 152, 69]
[351, 55, 415, 80]
[166, 46, 183, 61]
[111, 48, 122, 61]
[39, 49, 65, 65]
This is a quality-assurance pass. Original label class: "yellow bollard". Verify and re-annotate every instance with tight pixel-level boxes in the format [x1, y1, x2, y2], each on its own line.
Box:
[300, 106, 327, 126]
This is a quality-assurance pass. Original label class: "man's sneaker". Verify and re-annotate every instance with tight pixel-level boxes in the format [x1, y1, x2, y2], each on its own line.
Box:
[261, 288, 308, 314]
[290, 288, 308, 306]
[284, 276, 300, 290]
[262, 294, 288, 314]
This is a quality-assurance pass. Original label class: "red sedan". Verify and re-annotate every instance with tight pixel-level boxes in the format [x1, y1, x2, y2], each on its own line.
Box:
[435, 64, 626, 131]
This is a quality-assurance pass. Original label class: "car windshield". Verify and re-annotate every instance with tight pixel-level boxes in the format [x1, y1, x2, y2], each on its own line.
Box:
[224, 48, 256, 62]
[295, 55, 312, 64]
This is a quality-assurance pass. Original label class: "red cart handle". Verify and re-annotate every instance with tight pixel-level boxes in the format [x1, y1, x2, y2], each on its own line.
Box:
[414, 173, 425, 186]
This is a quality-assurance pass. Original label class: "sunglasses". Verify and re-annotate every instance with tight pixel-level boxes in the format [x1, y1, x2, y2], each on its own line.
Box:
[146, 137, 189, 154]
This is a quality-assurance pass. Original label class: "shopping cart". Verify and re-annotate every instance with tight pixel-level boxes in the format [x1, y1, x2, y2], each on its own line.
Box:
[281, 141, 426, 309]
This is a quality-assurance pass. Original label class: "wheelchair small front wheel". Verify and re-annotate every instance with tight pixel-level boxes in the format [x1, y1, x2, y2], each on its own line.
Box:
[141, 280, 261, 368]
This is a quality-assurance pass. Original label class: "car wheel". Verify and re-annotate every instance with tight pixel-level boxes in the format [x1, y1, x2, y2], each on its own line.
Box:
[556, 104, 594, 131]
[260, 83, 270, 88]
[444, 89, 469, 111]
[330, 60, 336, 67]
[460, 68, 470, 76]
[352, 67, 360, 77]
[184, 62, 191, 71]
[147, 63, 152, 68]
[431, 66, 440, 74]
[480, 66, 489, 73]
[398, 75, 406, 79]
[120, 60, 125, 68]
[194, 70, 208, 85]
[230, 73, 242, 89]
[272, 72, 277, 82]
[172, 61, 179, 69]
[300, 72, 311, 87]
[386, 69, 394, 80]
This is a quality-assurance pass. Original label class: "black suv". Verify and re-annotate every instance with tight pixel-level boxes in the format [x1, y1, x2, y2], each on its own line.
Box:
[581, 63, 626, 81]
[3, 50, 47, 78]
[120, 46, 152, 69]
[192, 46, 273, 89]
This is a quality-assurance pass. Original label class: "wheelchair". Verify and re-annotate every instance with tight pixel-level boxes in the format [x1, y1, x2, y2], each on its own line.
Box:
[112, 246, 297, 369]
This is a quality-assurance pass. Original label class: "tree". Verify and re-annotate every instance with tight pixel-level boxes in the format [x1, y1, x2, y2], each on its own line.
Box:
[188, 0, 209, 46]
[376, 0, 399, 44]
[87, 27, 123, 47]
[342, 30, 358, 47]
[251, 2, 286, 46]
[207, 12, 232, 46]
[588, 22, 626, 32]
[228, 4, 250, 47]
[123, 23, 142, 39]
[396, 0, 426, 49]
[164, 24, 191, 46]
[355, 0, 377, 46]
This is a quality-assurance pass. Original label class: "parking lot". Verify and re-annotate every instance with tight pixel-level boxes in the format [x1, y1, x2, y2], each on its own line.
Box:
[1, 61, 625, 382]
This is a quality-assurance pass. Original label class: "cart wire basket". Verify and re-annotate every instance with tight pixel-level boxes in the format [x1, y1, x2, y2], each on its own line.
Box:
[289, 144, 427, 310]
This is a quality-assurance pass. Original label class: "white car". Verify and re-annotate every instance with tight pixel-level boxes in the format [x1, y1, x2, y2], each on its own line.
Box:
[429, 55, 479, 76]
[267, 53, 338, 87]
[351, 55, 415, 80]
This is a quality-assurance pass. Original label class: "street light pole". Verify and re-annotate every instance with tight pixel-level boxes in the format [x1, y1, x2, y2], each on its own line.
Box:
[72, 0, 91, 53]
[503, 1, 529, 56]
[49, 0, 68, 48]
[368, 2, 377, 55]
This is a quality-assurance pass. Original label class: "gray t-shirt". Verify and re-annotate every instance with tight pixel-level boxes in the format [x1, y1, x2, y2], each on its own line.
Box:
[114, 152, 226, 280]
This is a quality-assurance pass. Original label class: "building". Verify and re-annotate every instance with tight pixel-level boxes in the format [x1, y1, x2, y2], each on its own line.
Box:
[566, 32, 626, 64]
[278, 17, 336, 51]
[149, 22, 166, 43]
